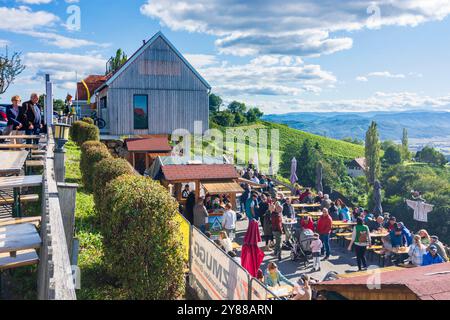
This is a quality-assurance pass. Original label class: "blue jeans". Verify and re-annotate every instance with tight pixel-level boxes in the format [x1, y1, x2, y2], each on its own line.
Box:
[26, 127, 40, 145]
[320, 234, 331, 257]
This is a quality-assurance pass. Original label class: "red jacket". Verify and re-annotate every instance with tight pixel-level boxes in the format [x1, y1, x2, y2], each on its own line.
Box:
[271, 212, 283, 233]
[317, 215, 333, 235]
[301, 218, 314, 231]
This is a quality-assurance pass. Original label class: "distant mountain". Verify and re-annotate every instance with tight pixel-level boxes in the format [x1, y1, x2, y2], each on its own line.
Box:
[263, 111, 450, 141]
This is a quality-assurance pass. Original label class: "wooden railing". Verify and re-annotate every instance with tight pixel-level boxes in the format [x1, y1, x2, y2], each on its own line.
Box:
[37, 127, 76, 300]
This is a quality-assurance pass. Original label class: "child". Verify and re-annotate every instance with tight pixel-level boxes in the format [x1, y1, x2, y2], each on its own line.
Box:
[310, 233, 323, 272]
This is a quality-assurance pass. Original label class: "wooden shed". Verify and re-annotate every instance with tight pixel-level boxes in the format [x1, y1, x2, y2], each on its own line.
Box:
[313, 263, 450, 300]
[94, 31, 211, 136]
[125, 136, 172, 174]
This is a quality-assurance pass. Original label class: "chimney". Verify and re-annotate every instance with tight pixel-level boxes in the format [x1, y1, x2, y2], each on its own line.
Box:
[143, 40, 146, 45]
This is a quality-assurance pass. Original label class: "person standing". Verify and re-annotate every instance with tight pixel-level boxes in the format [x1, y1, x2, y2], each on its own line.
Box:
[310, 233, 323, 272]
[422, 245, 444, 266]
[317, 208, 332, 260]
[348, 218, 371, 271]
[222, 203, 237, 239]
[429, 236, 449, 262]
[282, 198, 295, 219]
[181, 184, 191, 199]
[320, 194, 332, 210]
[23, 93, 43, 145]
[262, 204, 274, 251]
[245, 192, 259, 221]
[271, 202, 284, 261]
[408, 235, 427, 266]
[5, 95, 24, 134]
[193, 196, 209, 232]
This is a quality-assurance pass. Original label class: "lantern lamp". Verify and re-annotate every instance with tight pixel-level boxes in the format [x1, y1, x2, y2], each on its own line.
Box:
[53, 123, 71, 152]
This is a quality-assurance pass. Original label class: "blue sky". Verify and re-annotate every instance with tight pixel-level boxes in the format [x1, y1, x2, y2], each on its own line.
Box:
[1, 0, 450, 114]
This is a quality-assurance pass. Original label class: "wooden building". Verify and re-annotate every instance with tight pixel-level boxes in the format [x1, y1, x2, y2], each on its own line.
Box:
[347, 157, 367, 178]
[313, 263, 450, 300]
[125, 136, 172, 174]
[94, 32, 211, 136]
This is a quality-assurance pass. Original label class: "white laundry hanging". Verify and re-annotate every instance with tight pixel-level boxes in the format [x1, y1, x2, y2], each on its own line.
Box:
[406, 199, 434, 222]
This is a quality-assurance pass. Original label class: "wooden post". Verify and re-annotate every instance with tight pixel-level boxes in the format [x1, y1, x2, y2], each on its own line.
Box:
[57, 182, 79, 262]
[54, 150, 66, 183]
[195, 180, 201, 202]
[230, 193, 237, 210]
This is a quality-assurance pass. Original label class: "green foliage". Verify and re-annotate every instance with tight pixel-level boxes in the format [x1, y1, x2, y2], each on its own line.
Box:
[228, 101, 247, 114]
[246, 107, 264, 123]
[383, 144, 402, 165]
[382, 164, 450, 244]
[209, 93, 223, 113]
[80, 142, 111, 192]
[102, 175, 185, 299]
[93, 157, 135, 224]
[109, 48, 128, 74]
[342, 137, 364, 146]
[415, 146, 447, 166]
[401, 128, 411, 161]
[70, 121, 100, 146]
[82, 117, 95, 125]
[365, 121, 381, 185]
[213, 110, 235, 127]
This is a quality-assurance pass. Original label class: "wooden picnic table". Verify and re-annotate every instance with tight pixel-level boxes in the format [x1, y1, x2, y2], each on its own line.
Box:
[0, 144, 39, 150]
[0, 151, 28, 176]
[267, 285, 295, 299]
[297, 211, 322, 219]
[292, 203, 321, 209]
[332, 221, 356, 228]
[0, 175, 42, 218]
[0, 135, 42, 140]
[370, 231, 389, 238]
[0, 223, 42, 255]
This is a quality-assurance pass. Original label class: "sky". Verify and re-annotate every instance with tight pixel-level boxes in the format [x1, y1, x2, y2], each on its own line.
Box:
[1, 0, 450, 114]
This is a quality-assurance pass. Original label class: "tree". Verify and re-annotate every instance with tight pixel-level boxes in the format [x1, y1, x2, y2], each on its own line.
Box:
[209, 93, 223, 113]
[365, 121, 381, 185]
[342, 137, 364, 146]
[401, 128, 410, 161]
[234, 112, 247, 125]
[0, 47, 26, 94]
[213, 110, 234, 127]
[297, 139, 321, 187]
[246, 107, 264, 123]
[227, 101, 247, 114]
[108, 49, 128, 74]
[415, 146, 447, 166]
[383, 144, 402, 165]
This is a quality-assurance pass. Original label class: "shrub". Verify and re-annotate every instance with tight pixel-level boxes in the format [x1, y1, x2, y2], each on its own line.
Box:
[93, 157, 135, 223]
[70, 121, 100, 146]
[80, 141, 106, 154]
[81, 117, 95, 125]
[80, 143, 111, 192]
[103, 175, 185, 299]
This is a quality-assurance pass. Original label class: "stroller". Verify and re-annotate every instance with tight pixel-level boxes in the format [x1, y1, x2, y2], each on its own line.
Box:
[290, 228, 315, 268]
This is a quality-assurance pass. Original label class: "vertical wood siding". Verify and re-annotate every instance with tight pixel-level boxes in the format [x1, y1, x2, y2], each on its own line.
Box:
[105, 36, 209, 135]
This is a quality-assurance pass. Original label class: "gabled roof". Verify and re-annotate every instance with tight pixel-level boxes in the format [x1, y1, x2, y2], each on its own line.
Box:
[95, 31, 211, 93]
[161, 164, 239, 182]
[348, 157, 367, 170]
[125, 137, 172, 152]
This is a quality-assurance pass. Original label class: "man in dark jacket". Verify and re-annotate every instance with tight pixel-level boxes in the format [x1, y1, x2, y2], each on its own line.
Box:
[22, 93, 43, 144]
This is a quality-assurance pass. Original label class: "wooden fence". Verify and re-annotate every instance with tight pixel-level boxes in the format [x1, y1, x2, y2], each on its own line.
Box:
[37, 127, 77, 300]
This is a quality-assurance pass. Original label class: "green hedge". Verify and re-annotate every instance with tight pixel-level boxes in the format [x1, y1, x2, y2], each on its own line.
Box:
[93, 157, 135, 224]
[70, 121, 100, 146]
[81, 117, 95, 125]
[80, 142, 111, 192]
[102, 175, 185, 299]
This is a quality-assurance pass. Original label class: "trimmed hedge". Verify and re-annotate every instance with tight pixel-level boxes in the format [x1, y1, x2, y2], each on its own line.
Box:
[93, 157, 135, 224]
[80, 142, 111, 192]
[81, 117, 95, 125]
[102, 175, 185, 299]
[70, 121, 100, 146]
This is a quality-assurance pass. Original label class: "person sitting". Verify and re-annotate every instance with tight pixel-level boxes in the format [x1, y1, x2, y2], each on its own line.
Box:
[299, 189, 311, 203]
[368, 216, 385, 232]
[264, 262, 294, 288]
[408, 235, 427, 267]
[320, 194, 332, 210]
[418, 229, 431, 246]
[250, 174, 260, 185]
[336, 200, 351, 221]
[389, 224, 404, 248]
[181, 184, 191, 199]
[293, 184, 302, 197]
[292, 274, 312, 301]
[398, 222, 413, 247]
[385, 216, 397, 231]
[314, 191, 324, 204]
[429, 236, 449, 262]
[218, 231, 236, 257]
[256, 269, 264, 283]
[328, 202, 340, 221]
[301, 216, 314, 232]
[422, 245, 444, 266]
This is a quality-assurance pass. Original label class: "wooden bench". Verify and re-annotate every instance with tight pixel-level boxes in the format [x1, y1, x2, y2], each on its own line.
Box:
[0, 217, 41, 227]
[30, 155, 45, 160]
[0, 249, 39, 271]
[336, 232, 352, 246]
[26, 160, 44, 168]
[373, 250, 386, 267]
[0, 194, 39, 206]
[31, 150, 46, 155]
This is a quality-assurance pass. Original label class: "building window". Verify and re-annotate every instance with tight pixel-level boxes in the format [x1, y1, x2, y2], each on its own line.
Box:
[134, 95, 148, 130]
[100, 97, 107, 109]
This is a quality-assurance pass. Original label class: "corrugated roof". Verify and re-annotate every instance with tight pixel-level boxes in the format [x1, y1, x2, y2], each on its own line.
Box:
[125, 137, 172, 152]
[315, 263, 450, 300]
[161, 164, 239, 181]
[202, 181, 244, 195]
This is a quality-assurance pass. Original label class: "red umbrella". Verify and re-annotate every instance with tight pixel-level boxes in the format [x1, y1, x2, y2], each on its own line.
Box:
[241, 220, 265, 278]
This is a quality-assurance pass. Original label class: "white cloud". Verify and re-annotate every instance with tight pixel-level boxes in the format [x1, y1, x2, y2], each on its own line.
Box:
[16, 0, 53, 4]
[367, 71, 406, 79]
[356, 76, 368, 82]
[24, 52, 106, 91]
[141, 0, 450, 57]
[0, 6, 102, 49]
[184, 54, 219, 69]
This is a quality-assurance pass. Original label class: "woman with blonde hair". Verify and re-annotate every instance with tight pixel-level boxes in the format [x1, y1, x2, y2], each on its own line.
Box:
[408, 234, 427, 266]
[5, 95, 24, 134]
[418, 229, 431, 246]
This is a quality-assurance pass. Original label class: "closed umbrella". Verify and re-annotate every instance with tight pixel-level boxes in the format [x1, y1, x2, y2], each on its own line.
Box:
[374, 180, 383, 216]
[241, 220, 265, 278]
[290, 157, 298, 185]
[316, 162, 323, 193]
[253, 151, 260, 172]
[268, 153, 274, 176]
